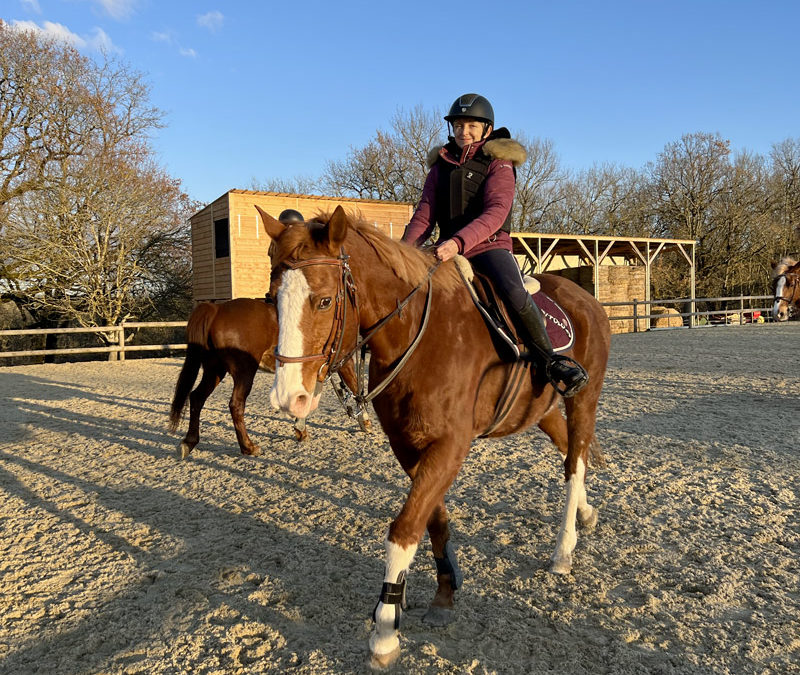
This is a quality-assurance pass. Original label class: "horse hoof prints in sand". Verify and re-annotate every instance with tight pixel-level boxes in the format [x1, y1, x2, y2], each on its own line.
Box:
[257, 205, 611, 667]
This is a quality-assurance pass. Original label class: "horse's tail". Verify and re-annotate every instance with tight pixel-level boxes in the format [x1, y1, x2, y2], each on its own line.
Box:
[168, 303, 219, 432]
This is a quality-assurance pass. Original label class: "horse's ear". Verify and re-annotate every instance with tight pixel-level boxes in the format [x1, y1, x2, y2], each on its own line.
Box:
[255, 205, 286, 241]
[327, 205, 349, 246]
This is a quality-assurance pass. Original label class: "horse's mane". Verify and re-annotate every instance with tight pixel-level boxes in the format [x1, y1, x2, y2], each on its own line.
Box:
[774, 256, 799, 277]
[309, 210, 463, 293]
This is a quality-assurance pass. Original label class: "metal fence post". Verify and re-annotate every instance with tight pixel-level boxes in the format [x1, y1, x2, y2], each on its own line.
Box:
[633, 299, 638, 333]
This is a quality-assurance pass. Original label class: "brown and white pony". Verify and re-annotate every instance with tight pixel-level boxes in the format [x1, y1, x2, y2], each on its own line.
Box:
[257, 206, 611, 668]
[773, 257, 800, 321]
[169, 298, 366, 458]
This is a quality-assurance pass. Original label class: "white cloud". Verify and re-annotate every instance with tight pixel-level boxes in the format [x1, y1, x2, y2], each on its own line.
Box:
[11, 20, 86, 48]
[90, 0, 138, 20]
[10, 19, 120, 53]
[179, 47, 197, 58]
[197, 10, 223, 31]
[21, 0, 42, 13]
[87, 27, 116, 52]
[151, 31, 173, 44]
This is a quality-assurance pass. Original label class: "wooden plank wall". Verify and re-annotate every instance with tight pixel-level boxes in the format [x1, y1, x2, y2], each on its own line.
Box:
[227, 192, 414, 300]
[191, 193, 231, 301]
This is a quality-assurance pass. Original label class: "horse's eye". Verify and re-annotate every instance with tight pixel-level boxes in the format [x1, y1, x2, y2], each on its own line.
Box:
[318, 297, 333, 310]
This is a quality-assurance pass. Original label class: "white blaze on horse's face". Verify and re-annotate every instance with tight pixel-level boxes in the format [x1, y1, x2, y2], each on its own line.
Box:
[270, 268, 323, 418]
[773, 276, 788, 322]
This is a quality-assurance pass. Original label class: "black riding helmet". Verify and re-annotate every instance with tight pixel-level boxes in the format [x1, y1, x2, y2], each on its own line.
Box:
[444, 93, 494, 126]
[278, 208, 304, 223]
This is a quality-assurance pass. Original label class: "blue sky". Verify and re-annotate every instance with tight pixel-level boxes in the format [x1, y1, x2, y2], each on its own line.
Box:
[5, 0, 799, 204]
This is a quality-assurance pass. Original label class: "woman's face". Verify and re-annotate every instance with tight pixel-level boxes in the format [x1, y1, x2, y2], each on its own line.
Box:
[452, 118, 491, 148]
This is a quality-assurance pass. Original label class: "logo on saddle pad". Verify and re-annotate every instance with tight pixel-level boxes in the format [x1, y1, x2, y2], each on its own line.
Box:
[534, 292, 575, 352]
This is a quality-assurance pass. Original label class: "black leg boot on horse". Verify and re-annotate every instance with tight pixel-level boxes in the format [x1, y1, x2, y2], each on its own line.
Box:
[515, 295, 589, 397]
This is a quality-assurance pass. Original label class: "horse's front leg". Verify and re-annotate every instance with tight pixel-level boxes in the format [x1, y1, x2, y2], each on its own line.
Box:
[551, 398, 599, 574]
[369, 442, 464, 669]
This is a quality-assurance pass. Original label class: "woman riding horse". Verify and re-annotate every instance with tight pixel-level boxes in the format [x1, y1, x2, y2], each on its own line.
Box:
[402, 93, 588, 397]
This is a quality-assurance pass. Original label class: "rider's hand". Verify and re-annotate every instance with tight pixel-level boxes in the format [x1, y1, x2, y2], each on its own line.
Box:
[434, 239, 459, 262]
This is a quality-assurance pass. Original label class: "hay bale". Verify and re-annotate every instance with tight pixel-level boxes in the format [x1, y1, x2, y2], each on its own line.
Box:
[651, 306, 683, 328]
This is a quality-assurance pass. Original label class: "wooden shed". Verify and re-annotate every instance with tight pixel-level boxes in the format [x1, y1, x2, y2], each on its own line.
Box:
[190, 190, 413, 303]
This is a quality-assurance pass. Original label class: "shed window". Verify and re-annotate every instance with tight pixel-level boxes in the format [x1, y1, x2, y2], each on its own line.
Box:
[214, 218, 230, 258]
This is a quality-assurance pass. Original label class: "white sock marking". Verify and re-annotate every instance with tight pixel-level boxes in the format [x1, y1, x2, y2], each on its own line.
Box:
[552, 456, 586, 570]
[370, 537, 418, 657]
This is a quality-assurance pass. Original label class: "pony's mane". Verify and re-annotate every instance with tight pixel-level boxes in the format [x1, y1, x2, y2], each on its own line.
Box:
[349, 219, 462, 293]
[303, 210, 462, 293]
[774, 256, 799, 277]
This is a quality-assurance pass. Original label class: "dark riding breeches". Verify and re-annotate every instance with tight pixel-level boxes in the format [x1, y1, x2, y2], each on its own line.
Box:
[468, 248, 529, 312]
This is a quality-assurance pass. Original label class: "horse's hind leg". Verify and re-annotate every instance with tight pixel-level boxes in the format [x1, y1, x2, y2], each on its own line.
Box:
[422, 499, 462, 626]
[181, 364, 223, 459]
[550, 396, 600, 574]
[538, 405, 596, 530]
[228, 362, 260, 456]
[538, 405, 568, 456]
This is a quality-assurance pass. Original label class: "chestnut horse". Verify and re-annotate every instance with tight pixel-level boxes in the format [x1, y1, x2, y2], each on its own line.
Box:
[168, 298, 366, 459]
[258, 206, 611, 668]
[772, 257, 800, 321]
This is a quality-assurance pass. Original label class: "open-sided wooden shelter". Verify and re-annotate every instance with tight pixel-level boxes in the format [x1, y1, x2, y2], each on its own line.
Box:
[190, 190, 413, 303]
[511, 232, 697, 333]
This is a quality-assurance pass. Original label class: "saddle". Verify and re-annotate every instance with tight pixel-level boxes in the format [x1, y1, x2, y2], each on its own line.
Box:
[466, 267, 575, 361]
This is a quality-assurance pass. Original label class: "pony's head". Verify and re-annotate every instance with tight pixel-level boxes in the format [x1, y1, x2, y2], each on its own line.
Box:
[772, 257, 799, 322]
[256, 205, 352, 419]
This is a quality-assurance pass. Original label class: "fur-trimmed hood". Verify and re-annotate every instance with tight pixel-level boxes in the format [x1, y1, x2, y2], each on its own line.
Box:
[426, 127, 527, 168]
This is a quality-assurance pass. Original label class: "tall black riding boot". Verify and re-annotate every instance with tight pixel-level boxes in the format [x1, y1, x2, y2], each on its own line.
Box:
[515, 295, 589, 397]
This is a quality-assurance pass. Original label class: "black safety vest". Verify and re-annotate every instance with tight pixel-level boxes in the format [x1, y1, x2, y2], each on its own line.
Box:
[434, 143, 514, 240]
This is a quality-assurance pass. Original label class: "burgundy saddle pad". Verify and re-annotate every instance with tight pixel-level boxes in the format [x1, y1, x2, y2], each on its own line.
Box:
[533, 291, 575, 353]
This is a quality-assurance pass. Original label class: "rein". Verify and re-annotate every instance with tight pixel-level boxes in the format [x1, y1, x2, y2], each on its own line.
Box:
[333, 260, 440, 406]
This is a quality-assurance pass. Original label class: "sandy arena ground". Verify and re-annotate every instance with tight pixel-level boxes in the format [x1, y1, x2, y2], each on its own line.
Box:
[0, 323, 798, 674]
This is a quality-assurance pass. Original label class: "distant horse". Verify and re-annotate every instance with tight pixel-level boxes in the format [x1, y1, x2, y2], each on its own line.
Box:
[257, 205, 611, 668]
[168, 298, 366, 459]
[772, 257, 800, 321]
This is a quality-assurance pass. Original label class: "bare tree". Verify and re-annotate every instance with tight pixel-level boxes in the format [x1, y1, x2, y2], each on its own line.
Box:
[321, 105, 444, 203]
[7, 147, 193, 330]
[247, 175, 322, 195]
[0, 22, 161, 208]
[0, 21, 190, 335]
[547, 163, 640, 236]
[511, 134, 567, 232]
[769, 138, 800, 255]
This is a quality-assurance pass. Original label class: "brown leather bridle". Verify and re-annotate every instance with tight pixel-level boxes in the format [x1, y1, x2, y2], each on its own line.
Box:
[774, 272, 799, 315]
[273, 253, 357, 390]
[272, 248, 439, 406]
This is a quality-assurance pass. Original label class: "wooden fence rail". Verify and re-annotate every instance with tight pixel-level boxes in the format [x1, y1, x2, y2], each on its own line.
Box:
[0, 294, 780, 363]
[0, 321, 187, 360]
